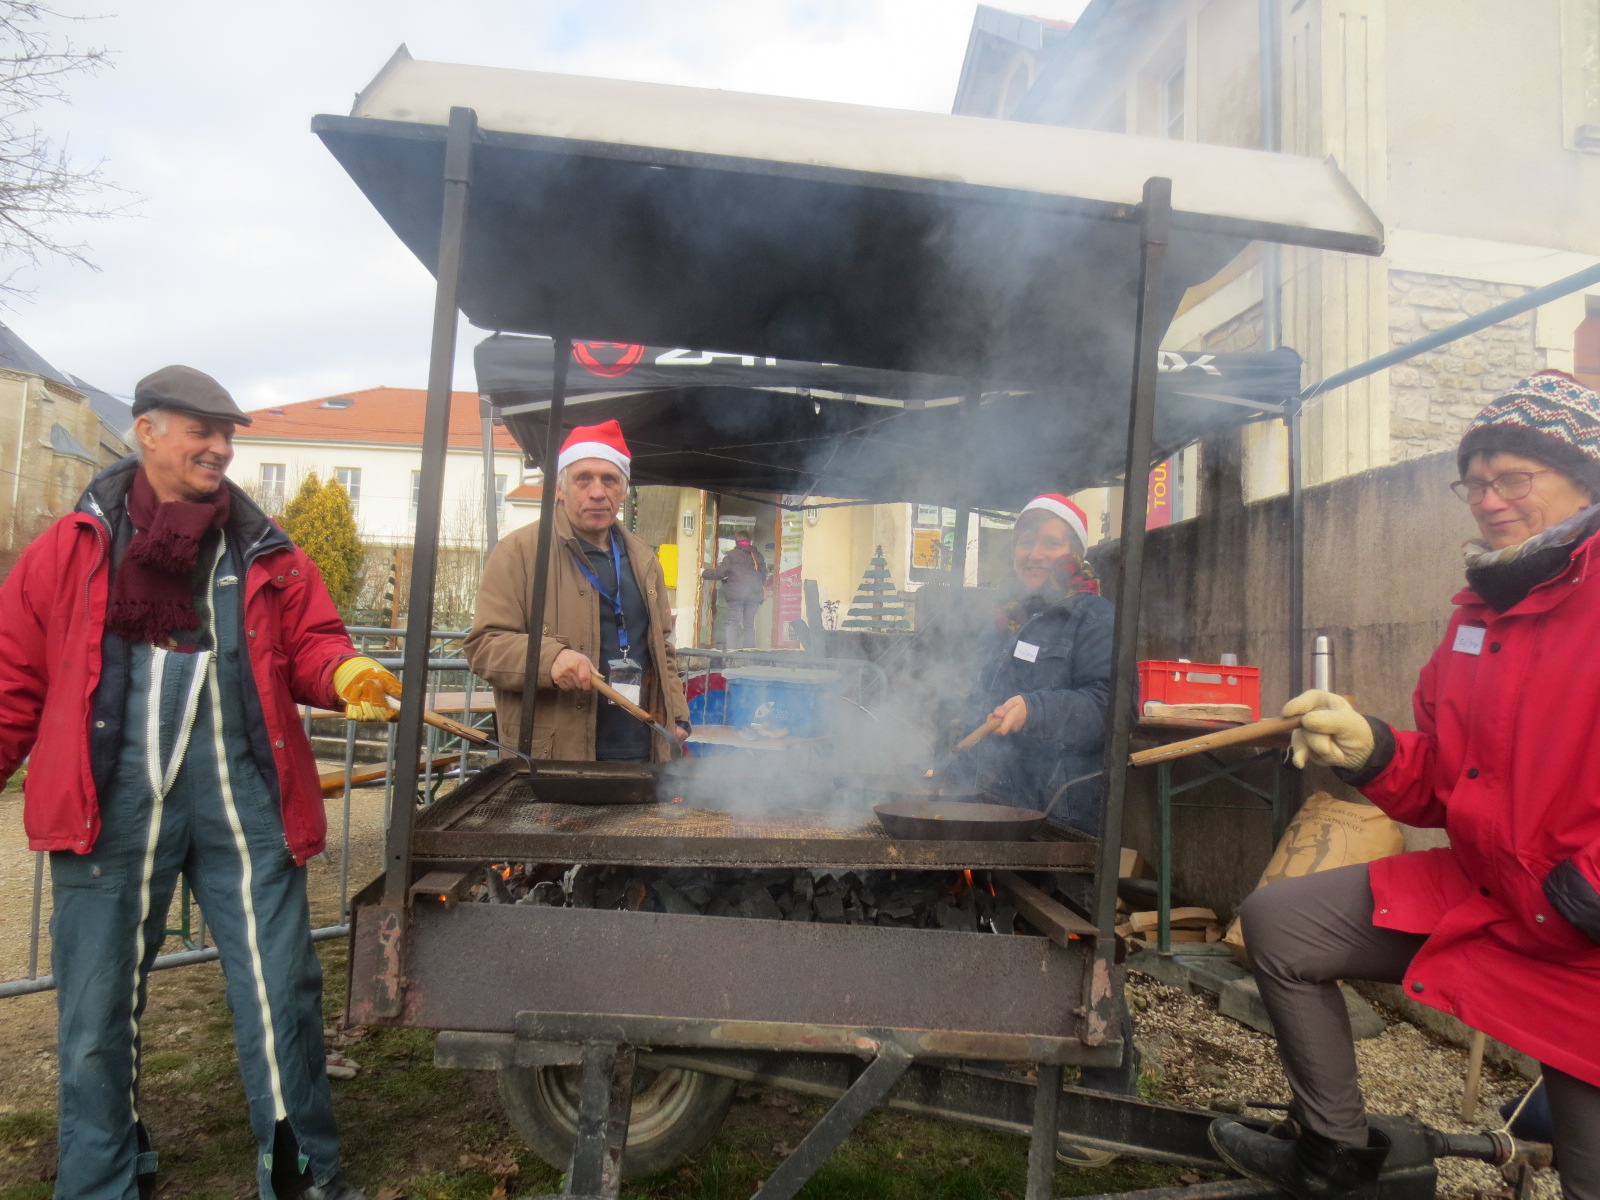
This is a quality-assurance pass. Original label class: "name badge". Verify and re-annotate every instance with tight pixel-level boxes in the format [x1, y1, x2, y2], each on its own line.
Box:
[1013, 640, 1040, 663]
[1452, 625, 1486, 656]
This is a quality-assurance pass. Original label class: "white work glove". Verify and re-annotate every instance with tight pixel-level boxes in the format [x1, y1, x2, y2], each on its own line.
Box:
[1282, 689, 1374, 771]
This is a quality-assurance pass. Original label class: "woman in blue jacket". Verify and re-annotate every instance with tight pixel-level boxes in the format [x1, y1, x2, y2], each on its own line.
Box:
[949, 493, 1113, 832]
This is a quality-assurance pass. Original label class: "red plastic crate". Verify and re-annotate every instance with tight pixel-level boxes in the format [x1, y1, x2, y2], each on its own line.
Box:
[1138, 660, 1260, 719]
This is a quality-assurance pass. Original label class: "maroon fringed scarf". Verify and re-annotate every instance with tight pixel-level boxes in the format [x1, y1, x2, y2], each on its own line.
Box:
[106, 470, 231, 647]
[995, 553, 1100, 634]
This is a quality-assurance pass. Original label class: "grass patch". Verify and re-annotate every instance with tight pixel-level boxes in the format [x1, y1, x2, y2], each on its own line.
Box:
[1, 766, 22, 795]
[0, 1181, 53, 1200]
[0, 1113, 52, 1151]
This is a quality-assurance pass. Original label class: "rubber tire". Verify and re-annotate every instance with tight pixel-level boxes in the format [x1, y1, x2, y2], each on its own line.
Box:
[497, 1062, 739, 1178]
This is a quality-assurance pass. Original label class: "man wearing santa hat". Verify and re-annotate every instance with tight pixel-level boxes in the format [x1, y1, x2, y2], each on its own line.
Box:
[466, 420, 691, 761]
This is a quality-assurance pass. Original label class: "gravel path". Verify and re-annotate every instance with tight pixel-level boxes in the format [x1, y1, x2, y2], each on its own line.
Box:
[1128, 975, 1557, 1199]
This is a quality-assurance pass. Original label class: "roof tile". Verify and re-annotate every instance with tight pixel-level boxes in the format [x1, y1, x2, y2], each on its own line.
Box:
[237, 386, 521, 453]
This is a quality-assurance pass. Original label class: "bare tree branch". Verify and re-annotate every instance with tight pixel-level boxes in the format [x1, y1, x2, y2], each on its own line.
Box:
[0, 2, 132, 299]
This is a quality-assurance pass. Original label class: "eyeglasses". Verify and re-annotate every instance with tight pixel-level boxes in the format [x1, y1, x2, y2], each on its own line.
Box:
[1450, 469, 1561, 504]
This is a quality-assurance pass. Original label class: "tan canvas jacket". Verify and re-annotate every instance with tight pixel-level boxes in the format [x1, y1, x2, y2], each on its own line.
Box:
[464, 507, 690, 761]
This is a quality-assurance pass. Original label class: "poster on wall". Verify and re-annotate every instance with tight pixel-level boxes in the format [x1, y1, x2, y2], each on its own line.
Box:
[1147, 457, 1175, 529]
[775, 501, 805, 647]
[911, 527, 946, 570]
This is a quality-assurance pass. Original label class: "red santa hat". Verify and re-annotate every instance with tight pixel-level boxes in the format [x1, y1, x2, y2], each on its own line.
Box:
[1018, 493, 1089, 551]
[557, 419, 631, 479]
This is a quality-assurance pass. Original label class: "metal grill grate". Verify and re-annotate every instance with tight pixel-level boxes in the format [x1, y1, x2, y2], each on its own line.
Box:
[413, 760, 1097, 869]
[450, 794, 891, 840]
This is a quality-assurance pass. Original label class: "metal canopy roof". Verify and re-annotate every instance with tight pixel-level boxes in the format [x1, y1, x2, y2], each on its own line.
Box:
[314, 48, 1381, 402]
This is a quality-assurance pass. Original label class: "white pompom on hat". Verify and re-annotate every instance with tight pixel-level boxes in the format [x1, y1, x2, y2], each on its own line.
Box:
[557, 419, 631, 479]
[1018, 493, 1089, 552]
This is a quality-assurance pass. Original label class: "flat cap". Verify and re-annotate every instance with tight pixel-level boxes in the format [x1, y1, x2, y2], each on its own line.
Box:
[132, 365, 252, 426]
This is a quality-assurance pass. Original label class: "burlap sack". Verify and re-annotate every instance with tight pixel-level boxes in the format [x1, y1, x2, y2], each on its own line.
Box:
[1224, 791, 1405, 963]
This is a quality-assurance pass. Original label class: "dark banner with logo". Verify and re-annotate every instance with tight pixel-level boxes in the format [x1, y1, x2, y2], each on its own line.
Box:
[475, 335, 1303, 412]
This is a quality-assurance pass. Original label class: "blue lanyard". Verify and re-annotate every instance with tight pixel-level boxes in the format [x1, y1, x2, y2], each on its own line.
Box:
[572, 535, 630, 657]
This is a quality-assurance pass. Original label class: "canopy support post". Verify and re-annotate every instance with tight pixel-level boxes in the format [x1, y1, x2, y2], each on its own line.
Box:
[375, 105, 477, 1015]
[1285, 394, 1306, 814]
[950, 384, 981, 581]
[518, 335, 571, 758]
[1085, 176, 1169, 1044]
[481, 402, 499, 554]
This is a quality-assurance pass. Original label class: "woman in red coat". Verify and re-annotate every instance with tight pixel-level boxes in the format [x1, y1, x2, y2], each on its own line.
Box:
[1211, 371, 1600, 1200]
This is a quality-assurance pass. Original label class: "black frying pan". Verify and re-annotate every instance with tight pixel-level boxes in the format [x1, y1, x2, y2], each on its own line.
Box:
[873, 798, 1044, 841]
[873, 713, 1308, 840]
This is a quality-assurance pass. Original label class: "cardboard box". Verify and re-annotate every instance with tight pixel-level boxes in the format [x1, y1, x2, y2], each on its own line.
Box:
[1129, 906, 1217, 933]
[1119, 848, 1153, 879]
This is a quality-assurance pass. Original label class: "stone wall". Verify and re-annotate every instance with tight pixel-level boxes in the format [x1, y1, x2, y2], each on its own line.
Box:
[1387, 271, 1544, 462]
[1201, 301, 1264, 354]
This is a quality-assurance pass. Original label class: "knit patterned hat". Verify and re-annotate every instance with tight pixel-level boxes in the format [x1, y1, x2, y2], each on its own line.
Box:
[1458, 370, 1600, 495]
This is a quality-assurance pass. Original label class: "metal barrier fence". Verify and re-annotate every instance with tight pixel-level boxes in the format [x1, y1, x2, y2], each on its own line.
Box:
[1, 631, 885, 1000]
[0, 626, 484, 1000]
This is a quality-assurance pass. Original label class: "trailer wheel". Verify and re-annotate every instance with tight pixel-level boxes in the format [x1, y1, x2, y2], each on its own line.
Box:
[497, 1063, 738, 1178]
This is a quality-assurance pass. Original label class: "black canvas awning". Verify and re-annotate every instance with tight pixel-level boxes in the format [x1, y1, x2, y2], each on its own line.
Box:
[475, 334, 1305, 507]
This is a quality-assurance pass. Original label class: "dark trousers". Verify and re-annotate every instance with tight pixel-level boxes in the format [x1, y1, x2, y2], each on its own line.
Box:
[1241, 863, 1600, 1198]
[53, 647, 339, 1200]
[725, 598, 762, 650]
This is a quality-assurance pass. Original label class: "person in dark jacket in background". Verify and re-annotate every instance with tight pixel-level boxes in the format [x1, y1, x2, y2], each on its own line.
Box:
[704, 535, 768, 649]
[946, 493, 1112, 831]
[1210, 371, 1600, 1200]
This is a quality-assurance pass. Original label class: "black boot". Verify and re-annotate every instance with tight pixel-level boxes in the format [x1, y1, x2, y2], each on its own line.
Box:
[297, 1177, 366, 1200]
[135, 1121, 157, 1200]
[1209, 1117, 1389, 1200]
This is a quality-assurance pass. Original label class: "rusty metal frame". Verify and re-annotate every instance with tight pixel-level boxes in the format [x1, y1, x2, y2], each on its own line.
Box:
[373, 105, 479, 1019]
[348, 898, 1121, 1068]
[409, 827, 1095, 871]
[1083, 177, 1170, 1051]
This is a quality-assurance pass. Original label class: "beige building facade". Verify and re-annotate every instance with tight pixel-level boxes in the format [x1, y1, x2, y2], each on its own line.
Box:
[0, 327, 131, 558]
[956, 0, 1600, 504]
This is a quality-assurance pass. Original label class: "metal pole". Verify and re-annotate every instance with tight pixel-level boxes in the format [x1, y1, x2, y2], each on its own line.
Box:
[518, 335, 571, 757]
[950, 385, 981, 581]
[383, 105, 476, 911]
[1288, 396, 1305, 700]
[1, 926, 351, 1000]
[1026, 1063, 1063, 1200]
[1285, 395, 1306, 815]
[1302, 259, 1600, 403]
[481, 402, 500, 554]
[1086, 178, 1170, 1043]
[1258, 0, 1282, 352]
[27, 851, 43, 978]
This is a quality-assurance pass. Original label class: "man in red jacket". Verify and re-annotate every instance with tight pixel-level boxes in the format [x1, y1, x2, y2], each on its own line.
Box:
[1210, 371, 1600, 1200]
[0, 366, 400, 1200]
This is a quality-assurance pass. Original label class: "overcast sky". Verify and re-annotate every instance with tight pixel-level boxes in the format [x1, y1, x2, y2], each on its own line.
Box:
[9, 0, 1089, 410]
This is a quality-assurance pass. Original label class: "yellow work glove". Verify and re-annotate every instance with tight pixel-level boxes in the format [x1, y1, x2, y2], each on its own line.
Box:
[1282, 689, 1374, 771]
[333, 656, 402, 722]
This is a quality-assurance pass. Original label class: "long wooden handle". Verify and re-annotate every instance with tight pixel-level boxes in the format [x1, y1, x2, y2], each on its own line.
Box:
[1129, 715, 1302, 767]
[954, 716, 1003, 752]
[589, 676, 657, 726]
[421, 708, 493, 746]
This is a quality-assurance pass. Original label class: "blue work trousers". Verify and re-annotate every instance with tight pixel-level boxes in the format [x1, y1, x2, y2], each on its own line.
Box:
[50, 640, 339, 1200]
